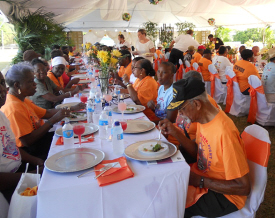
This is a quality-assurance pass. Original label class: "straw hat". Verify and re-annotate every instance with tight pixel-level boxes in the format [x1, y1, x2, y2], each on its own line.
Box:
[157, 44, 163, 48]
[267, 48, 275, 59]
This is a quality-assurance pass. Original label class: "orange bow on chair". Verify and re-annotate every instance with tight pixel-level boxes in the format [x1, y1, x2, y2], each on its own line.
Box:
[247, 85, 265, 124]
[185, 66, 191, 73]
[176, 64, 184, 81]
[210, 73, 220, 97]
[154, 58, 159, 73]
[225, 75, 237, 113]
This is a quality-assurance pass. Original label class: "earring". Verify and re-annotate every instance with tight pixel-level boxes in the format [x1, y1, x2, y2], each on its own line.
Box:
[18, 89, 21, 94]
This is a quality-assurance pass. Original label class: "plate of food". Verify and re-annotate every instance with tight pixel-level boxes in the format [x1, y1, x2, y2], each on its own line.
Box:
[123, 120, 155, 134]
[112, 104, 145, 114]
[55, 102, 79, 109]
[72, 74, 87, 79]
[45, 147, 104, 173]
[66, 112, 87, 122]
[141, 53, 153, 57]
[124, 140, 177, 161]
[55, 123, 99, 137]
[78, 80, 91, 84]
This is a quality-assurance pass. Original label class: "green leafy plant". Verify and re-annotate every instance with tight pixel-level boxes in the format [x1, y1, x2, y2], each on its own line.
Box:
[175, 22, 196, 35]
[159, 24, 174, 47]
[215, 26, 232, 42]
[143, 21, 158, 43]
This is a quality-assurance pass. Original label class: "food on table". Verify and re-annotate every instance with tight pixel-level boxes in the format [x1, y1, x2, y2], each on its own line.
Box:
[70, 112, 86, 119]
[126, 107, 136, 111]
[143, 143, 164, 152]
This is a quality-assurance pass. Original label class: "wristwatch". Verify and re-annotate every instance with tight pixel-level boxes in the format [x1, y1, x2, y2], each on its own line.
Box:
[199, 176, 204, 188]
[126, 83, 132, 88]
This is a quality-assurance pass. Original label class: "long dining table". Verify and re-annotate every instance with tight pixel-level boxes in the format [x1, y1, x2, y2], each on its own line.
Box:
[37, 95, 190, 218]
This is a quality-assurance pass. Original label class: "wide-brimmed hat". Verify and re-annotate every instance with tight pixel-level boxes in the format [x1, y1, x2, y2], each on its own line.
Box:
[267, 48, 275, 59]
[167, 77, 205, 110]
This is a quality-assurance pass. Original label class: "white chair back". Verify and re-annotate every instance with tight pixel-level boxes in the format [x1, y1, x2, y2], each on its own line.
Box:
[185, 60, 191, 68]
[247, 75, 275, 126]
[179, 59, 183, 65]
[193, 62, 199, 71]
[165, 52, 170, 60]
[208, 64, 218, 74]
[159, 54, 163, 59]
[154, 53, 158, 59]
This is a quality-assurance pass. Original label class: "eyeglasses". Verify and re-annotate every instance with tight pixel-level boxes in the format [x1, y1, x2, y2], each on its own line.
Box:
[179, 101, 192, 112]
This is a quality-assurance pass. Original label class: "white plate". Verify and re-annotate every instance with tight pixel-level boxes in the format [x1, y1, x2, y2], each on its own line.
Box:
[78, 70, 87, 74]
[45, 147, 105, 173]
[55, 123, 99, 137]
[55, 102, 79, 109]
[124, 140, 177, 161]
[72, 74, 87, 79]
[124, 120, 155, 134]
[138, 142, 169, 156]
[112, 104, 145, 114]
[78, 80, 91, 84]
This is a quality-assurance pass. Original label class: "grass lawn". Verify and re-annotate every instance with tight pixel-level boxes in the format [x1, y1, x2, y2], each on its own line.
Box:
[220, 104, 275, 218]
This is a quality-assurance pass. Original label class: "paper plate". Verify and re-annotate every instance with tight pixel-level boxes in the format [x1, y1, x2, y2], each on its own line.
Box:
[55, 123, 99, 137]
[124, 140, 177, 161]
[124, 120, 155, 134]
[45, 147, 105, 173]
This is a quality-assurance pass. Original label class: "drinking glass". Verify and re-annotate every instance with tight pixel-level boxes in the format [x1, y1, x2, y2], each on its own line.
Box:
[118, 102, 127, 120]
[93, 111, 101, 126]
[80, 94, 88, 103]
[104, 94, 112, 103]
[73, 124, 85, 146]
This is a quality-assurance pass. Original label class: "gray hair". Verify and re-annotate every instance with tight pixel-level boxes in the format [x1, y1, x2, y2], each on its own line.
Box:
[183, 70, 203, 81]
[190, 91, 208, 103]
[5, 62, 34, 87]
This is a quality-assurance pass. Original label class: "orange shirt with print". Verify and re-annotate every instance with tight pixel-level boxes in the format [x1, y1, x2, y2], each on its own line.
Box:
[47, 71, 64, 88]
[233, 60, 260, 92]
[186, 110, 249, 210]
[198, 57, 212, 81]
[118, 62, 132, 78]
[155, 50, 163, 58]
[1, 94, 46, 147]
[191, 52, 202, 67]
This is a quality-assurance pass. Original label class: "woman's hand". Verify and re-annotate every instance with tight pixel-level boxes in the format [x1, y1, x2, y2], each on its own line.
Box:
[71, 103, 86, 112]
[71, 78, 80, 84]
[51, 108, 71, 123]
[147, 100, 156, 110]
[122, 74, 130, 84]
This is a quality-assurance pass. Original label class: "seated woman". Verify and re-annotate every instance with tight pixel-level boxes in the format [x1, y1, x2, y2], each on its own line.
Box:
[147, 62, 178, 123]
[262, 48, 275, 94]
[122, 59, 158, 120]
[30, 58, 80, 109]
[1, 63, 85, 160]
[47, 56, 84, 92]
[233, 49, 260, 95]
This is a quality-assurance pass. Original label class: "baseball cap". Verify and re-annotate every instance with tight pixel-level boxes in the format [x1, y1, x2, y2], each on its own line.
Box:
[203, 49, 213, 54]
[167, 77, 205, 110]
[198, 45, 206, 50]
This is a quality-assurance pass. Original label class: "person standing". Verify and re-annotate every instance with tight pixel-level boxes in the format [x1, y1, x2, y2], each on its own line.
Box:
[169, 30, 199, 67]
[208, 34, 224, 50]
[116, 34, 131, 51]
[134, 29, 155, 62]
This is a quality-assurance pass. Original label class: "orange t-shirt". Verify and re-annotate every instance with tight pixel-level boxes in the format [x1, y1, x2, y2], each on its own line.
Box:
[118, 62, 132, 78]
[198, 57, 212, 81]
[191, 52, 202, 66]
[1, 94, 46, 147]
[132, 76, 158, 107]
[233, 60, 260, 92]
[47, 71, 64, 88]
[155, 50, 163, 59]
[186, 110, 249, 210]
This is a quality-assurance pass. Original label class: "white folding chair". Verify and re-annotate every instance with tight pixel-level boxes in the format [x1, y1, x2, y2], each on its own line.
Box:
[247, 75, 275, 126]
[193, 62, 204, 82]
[0, 192, 9, 218]
[192, 124, 271, 218]
[225, 68, 250, 117]
[165, 52, 170, 61]
[208, 64, 226, 103]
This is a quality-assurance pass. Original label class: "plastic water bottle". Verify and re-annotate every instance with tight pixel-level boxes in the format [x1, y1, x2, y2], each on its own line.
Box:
[94, 92, 102, 113]
[104, 103, 112, 128]
[114, 85, 120, 96]
[87, 100, 94, 123]
[112, 121, 124, 156]
[99, 111, 108, 140]
[62, 118, 74, 147]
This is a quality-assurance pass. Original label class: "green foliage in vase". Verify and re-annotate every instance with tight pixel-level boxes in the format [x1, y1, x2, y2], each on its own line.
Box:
[142, 21, 158, 43]
[175, 22, 196, 35]
[3, 0, 71, 63]
[159, 24, 174, 47]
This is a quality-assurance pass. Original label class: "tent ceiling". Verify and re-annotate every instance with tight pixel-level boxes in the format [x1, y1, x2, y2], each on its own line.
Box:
[1, 0, 275, 31]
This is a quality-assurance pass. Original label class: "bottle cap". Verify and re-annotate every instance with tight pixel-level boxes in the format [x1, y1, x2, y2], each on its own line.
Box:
[105, 102, 109, 106]
[114, 121, 120, 126]
[64, 118, 70, 124]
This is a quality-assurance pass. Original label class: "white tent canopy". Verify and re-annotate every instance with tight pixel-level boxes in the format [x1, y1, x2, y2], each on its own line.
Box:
[1, 0, 275, 32]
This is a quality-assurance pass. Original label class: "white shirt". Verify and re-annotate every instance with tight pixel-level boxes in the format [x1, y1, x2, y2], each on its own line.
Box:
[213, 55, 233, 83]
[0, 111, 21, 173]
[254, 55, 267, 71]
[262, 62, 275, 94]
[129, 73, 137, 84]
[135, 39, 154, 62]
[173, 34, 200, 52]
[116, 41, 130, 50]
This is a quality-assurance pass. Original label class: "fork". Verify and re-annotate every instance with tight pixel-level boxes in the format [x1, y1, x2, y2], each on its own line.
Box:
[77, 164, 113, 178]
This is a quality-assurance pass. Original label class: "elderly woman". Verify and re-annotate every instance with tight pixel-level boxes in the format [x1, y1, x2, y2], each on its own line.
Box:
[233, 49, 260, 95]
[122, 59, 158, 119]
[30, 58, 79, 109]
[1, 63, 85, 160]
[134, 29, 155, 62]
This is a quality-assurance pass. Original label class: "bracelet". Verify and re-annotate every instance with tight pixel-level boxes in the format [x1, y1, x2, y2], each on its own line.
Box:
[199, 176, 204, 189]
[46, 120, 54, 128]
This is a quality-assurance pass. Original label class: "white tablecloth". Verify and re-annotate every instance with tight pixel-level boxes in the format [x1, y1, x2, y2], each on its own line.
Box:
[37, 97, 190, 218]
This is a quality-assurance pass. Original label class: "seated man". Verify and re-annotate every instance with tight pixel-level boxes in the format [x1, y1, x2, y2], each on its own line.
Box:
[147, 62, 178, 123]
[198, 49, 212, 82]
[159, 77, 250, 218]
[191, 45, 205, 67]
[184, 46, 195, 66]
[155, 44, 164, 58]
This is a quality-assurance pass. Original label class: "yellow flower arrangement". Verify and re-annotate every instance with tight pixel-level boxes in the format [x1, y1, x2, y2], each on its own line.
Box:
[111, 49, 122, 58]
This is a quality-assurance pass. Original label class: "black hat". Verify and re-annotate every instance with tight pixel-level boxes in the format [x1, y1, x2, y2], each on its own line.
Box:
[203, 49, 213, 55]
[167, 77, 205, 110]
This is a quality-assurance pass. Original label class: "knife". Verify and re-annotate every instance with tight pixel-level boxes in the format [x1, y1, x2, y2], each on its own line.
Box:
[94, 162, 119, 179]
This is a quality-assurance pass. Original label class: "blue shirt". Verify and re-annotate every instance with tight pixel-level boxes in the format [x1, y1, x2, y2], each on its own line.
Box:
[156, 85, 173, 119]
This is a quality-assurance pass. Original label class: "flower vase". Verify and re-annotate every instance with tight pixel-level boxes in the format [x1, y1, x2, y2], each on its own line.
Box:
[98, 69, 110, 95]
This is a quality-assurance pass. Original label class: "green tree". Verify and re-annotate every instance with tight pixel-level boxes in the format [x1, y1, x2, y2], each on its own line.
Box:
[234, 28, 262, 44]
[215, 26, 232, 42]
[143, 21, 158, 43]
[175, 22, 196, 35]
[0, 17, 16, 46]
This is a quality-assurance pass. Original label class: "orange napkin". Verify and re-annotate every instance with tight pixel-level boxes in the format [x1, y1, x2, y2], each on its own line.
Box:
[56, 137, 64, 145]
[55, 134, 94, 145]
[95, 157, 134, 187]
[20, 186, 38, 196]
